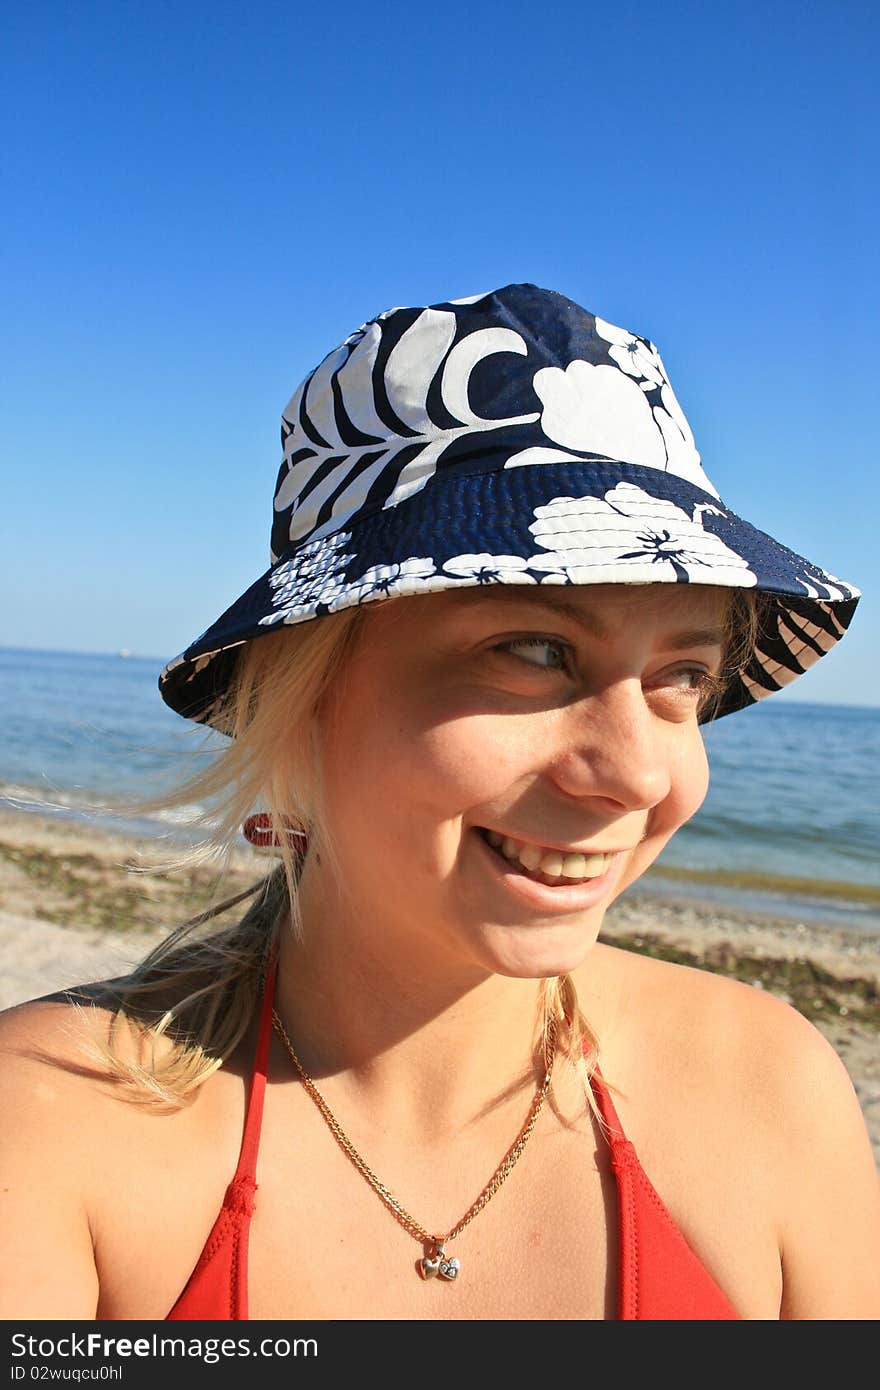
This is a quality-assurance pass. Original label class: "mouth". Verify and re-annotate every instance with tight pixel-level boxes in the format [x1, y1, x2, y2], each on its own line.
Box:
[471, 825, 625, 907]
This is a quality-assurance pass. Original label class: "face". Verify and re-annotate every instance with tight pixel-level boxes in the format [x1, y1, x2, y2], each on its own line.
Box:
[311, 583, 726, 981]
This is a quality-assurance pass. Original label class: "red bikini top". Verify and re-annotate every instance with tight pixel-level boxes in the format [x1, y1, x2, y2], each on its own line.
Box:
[166, 954, 739, 1321]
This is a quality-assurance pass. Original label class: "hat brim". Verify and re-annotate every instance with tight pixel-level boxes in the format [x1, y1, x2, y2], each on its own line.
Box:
[159, 460, 859, 729]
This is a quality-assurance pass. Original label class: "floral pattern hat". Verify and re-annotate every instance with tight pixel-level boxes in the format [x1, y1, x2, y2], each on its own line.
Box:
[159, 282, 859, 728]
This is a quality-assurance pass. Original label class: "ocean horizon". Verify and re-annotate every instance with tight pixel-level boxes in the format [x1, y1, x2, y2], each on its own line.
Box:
[5, 643, 878, 715]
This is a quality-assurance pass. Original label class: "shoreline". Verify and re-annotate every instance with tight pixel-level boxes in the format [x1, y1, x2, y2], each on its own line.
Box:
[4, 791, 878, 926]
[0, 806, 877, 1163]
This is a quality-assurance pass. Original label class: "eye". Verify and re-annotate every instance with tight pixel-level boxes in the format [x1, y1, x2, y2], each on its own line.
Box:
[651, 666, 722, 699]
[497, 636, 570, 672]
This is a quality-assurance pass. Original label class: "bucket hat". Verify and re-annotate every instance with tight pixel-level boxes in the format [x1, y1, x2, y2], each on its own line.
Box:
[159, 282, 859, 729]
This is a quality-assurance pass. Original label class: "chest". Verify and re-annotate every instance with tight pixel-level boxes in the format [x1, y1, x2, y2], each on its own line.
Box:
[92, 1067, 619, 1319]
[245, 1111, 619, 1319]
[90, 1051, 782, 1321]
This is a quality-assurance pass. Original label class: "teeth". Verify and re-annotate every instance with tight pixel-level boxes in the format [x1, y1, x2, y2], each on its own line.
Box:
[482, 829, 612, 881]
[518, 843, 544, 872]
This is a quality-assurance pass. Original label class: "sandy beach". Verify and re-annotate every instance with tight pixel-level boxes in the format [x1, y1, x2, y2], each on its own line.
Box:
[1, 805, 878, 1165]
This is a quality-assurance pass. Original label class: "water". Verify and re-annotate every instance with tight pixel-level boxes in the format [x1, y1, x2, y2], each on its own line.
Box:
[0, 647, 226, 836]
[1, 646, 878, 927]
[660, 699, 880, 908]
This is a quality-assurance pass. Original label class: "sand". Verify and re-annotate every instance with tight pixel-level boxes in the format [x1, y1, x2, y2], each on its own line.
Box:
[1, 806, 877, 1163]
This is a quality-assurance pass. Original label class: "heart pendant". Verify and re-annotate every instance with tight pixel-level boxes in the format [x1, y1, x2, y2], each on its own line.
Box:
[419, 1241, 460, 1283]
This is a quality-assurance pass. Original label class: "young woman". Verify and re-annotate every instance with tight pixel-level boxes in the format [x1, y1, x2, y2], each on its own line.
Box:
[1, 283, 877, 1321]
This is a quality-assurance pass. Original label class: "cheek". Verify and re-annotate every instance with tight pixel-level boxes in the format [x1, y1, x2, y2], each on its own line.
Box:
[411, 716, 526, 800]
[317, 688, 512, 848]
[664, 730, 711, 828]
[365, 719, 522, 836]
[642, 733, 711, 850]
[627, 731, 710, 879]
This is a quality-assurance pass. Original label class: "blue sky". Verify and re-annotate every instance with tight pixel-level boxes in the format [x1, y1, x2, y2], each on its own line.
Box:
[2, 0, 877, 705]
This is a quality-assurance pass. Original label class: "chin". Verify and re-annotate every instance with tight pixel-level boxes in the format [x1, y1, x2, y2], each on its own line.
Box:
[466, 914, 606, 981]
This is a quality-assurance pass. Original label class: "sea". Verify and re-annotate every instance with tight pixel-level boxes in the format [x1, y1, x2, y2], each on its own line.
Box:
[1, 646, 878, 932]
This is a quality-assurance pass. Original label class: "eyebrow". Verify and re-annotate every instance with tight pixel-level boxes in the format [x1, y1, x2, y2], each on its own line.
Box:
[456, 589, 726, 649]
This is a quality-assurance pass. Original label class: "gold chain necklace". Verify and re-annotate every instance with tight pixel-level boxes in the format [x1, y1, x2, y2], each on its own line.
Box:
[270, 1008, 558, 1283]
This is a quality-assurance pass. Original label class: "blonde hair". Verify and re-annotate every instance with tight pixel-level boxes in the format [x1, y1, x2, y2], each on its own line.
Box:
[79, 582, 764, 1111]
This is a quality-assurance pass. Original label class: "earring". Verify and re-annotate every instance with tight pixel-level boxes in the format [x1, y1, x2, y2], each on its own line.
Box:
[242, 813, 310, 855]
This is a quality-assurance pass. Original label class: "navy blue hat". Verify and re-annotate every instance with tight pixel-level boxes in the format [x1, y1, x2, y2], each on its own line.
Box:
[159, 283, 859, 727]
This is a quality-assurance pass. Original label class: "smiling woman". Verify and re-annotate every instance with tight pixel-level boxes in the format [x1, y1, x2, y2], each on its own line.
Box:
[0, 283, 877, 1322]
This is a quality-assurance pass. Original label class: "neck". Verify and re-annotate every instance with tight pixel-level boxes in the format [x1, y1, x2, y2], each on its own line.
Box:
[271, 862, 556, 1135]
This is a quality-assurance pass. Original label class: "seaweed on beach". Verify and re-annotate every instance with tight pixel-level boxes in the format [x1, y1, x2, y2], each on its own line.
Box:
[0, 842, 257, 935]
[3, 834, 878, 1032]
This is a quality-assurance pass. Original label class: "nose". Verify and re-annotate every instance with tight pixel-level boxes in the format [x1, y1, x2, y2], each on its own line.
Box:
[547, 679, 673, 812]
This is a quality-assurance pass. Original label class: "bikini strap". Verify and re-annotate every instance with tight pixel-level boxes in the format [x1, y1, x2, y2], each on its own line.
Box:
[582, 1039, 630, 1151]
[231, 947, 279, 1186]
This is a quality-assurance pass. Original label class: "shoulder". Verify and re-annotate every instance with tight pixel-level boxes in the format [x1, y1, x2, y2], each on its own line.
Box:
[0, 968, 238, 1128]
[0, 991, 122, 1317]
[581, 940, 865, 1129]
[0, 988, 113, 1092]
[585, 935, 830, 1047]
[0, 977, 170, 1075]
[0, 985, 160, 1157]
[580, 942, 880, 1317]
[0, 975, 216, 1212]
[0, 984, 250, 1318]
